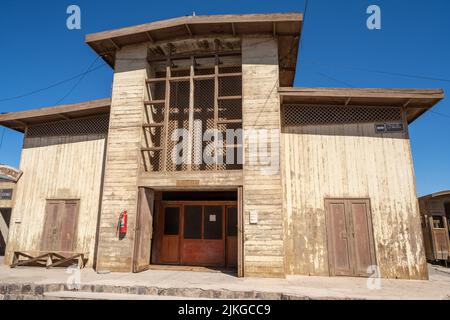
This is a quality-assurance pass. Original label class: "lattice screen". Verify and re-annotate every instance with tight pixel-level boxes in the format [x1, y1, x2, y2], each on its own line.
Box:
[193, 79, 215, 171]
[27, 114, 109, 138]
[166, 81, 190, 171]
[143, 54, 242, 172]
[283, 104, 402, 126]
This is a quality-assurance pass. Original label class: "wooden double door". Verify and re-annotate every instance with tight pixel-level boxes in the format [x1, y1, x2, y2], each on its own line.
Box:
[325, 199, 376, 277]
[41, 200, 79, 252]
[154, 201, 237, 268]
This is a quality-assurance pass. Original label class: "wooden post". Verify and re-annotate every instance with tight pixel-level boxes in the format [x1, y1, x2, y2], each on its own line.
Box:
[162, 45, 172, 171]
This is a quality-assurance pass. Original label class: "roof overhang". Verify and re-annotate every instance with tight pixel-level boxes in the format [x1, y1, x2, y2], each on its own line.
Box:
[0, 98, 111, 132]
[279, 87, 445, 123]
[86, 13, 303, 86]
[431, 190, 450, 198]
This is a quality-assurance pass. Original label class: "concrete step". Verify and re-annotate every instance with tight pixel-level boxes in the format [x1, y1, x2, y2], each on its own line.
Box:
[44, 291, 207, 300]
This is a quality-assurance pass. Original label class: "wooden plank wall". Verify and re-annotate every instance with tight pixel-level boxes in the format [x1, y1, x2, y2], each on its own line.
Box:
[242, 36, 285, 278]
[95, 43, 149, 272]
[281, 121, 428, 279]
[4, 134, 106, 267]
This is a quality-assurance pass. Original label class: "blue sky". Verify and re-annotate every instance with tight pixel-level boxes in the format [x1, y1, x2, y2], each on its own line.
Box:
[0, 0, 449, 196]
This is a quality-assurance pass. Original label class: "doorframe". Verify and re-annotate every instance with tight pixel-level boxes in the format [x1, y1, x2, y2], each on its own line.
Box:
[324, 198, 377, 277]
[155, 200, 237, 267]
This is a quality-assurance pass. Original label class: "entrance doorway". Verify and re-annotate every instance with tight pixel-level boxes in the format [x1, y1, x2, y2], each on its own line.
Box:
[154, 202, 237, 268]
[133, 189, 243, 274]
[0, 208, 12, 256]
[325, 198, 376, 277]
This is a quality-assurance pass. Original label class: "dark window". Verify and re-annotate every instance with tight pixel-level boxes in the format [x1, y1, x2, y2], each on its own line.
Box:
[164, 207, 179, 235]
[227, 207, 238, 237]
[184, 206, 202, 239]
[203, 206, 222, 239]
[432, 215, 445, 229]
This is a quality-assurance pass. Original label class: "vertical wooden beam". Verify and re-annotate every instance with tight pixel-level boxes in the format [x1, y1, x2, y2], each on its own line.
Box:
[162, 45, 172, 171]
[187, 56, 195, 170]
[237, 186, 244, 277]
[214, 40, 220, 170]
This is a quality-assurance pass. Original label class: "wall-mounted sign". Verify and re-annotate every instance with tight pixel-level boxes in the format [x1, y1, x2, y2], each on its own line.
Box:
[375, 123, 404, 134]
[0, 165, 22, 182]
[250, 211, 258, 224]
[386, 123, 404, 132]
[209, 214, 216, 222]
[0, 189, 13, 200]
[375, 124, 386, 133]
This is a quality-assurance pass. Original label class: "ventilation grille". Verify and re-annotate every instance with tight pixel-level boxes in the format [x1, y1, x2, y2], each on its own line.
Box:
[27, 115, 109, 138]
[283, 104, 402, 126]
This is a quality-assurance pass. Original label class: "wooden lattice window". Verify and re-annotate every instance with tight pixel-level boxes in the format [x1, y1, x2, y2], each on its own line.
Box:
[27, 114, 109, 137]
[282, 104, 402, 126]
[142, 52, 243, 172]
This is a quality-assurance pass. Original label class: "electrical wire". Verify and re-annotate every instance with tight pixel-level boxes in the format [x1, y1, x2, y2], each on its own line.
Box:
[304, 59, 450, 83]
[54, 55, 102, 104]
[0, 127, 5, 152]
[0, 60, 107, 103]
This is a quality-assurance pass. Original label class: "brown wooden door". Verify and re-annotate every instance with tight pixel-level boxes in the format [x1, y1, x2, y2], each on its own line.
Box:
[158, 205, 181, 263]
[133, 188, 155, 272]
[60, 201, 79, 252]
[226, 206, 238, 268]
[181, 205, 225, 267]
[429, 215, 450, 260]
[41, 200, 79, 252]
[326, 199, 376, 277]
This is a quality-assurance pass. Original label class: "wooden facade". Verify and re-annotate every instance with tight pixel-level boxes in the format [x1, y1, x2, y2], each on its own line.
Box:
[419, 192, 450, 262]
[0, 13, 445, 280]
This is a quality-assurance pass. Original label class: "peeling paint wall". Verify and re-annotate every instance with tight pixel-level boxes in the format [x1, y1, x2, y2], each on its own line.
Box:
[281, 121, 428, 280]
[4, 133, 107, 267]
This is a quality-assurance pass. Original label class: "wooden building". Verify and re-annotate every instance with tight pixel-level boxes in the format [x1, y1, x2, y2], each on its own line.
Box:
[0, 165, 20, 256]
[419, 191, 450, 263]
[0, 13, 445, 279]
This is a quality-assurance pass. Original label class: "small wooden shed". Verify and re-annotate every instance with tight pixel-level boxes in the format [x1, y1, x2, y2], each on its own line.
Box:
[419, 191, 450, 263]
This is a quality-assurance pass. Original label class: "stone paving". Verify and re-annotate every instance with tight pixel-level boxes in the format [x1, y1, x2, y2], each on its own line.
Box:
[0, 259, 450, 300]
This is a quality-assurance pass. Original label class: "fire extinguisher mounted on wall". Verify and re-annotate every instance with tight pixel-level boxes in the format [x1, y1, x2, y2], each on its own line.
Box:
[118, 209, 128, 239]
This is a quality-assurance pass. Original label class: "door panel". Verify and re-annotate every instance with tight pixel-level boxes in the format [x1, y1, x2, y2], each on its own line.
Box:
[226, 206, 238, 267]
[326, 199, 376, 277]
[133, 188, 155, 272]
[349, 201, 375, 276]
[182, 205, 225, 267]
[326, 201, 352, 276]
[60, 201, 79, 252]
[41, 201, 61, 251]
[203, 206, 223, 240]
[159, 206, 180, 263]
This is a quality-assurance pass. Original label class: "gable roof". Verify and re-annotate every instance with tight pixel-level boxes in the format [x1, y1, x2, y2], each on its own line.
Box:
[86, 13, 303, 86]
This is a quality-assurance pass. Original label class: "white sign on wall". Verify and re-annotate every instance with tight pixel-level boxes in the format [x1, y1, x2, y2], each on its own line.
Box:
[250, 211, 258, 224]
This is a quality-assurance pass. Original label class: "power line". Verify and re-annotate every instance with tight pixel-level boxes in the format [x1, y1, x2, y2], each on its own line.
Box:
[298, 0, 309, 55]
[0, 61, 107, 103]
[54, 55, 102, 105]
[304, 59, 450, 83]
[315, 71, 354, 87]
[0, 127, 5, 152]
[430, 110, 450, 119]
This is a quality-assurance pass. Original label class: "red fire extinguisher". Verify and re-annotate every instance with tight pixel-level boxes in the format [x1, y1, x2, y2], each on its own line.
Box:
[119, 210, 128, 236]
